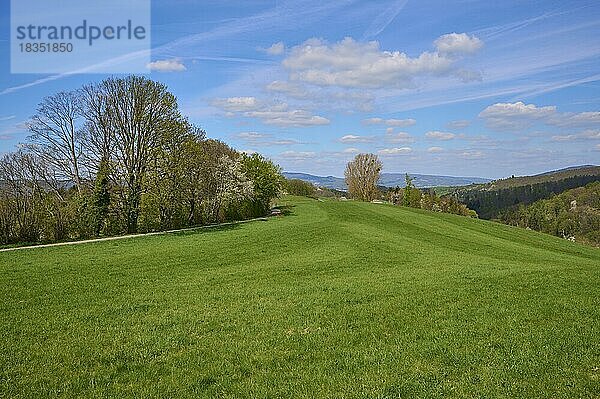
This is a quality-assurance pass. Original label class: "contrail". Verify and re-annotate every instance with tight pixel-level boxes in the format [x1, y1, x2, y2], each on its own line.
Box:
[362, 0, 408, 40]
[1, 0, 355, 95]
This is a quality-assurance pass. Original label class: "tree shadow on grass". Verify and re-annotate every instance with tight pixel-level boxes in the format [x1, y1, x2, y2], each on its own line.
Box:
[168, 223, 243, 237]
[272, 204, 296, 217]
[166, 217, 277, 237]
[163, 206, 296, 238]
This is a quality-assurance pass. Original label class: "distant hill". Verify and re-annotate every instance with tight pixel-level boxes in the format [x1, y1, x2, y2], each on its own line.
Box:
[473, 165, 600, 191]
[453, 165, 600, 219]
[535, 165, 598, 176]
[283, 172, 491, 190]
[283, 173, 347, 190]
[380, 173, 491, 188]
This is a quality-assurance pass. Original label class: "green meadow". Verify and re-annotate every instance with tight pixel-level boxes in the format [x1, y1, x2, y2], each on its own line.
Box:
[1, 196, 598, 398]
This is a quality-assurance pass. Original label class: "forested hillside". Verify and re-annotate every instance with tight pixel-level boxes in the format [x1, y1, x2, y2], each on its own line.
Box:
[498, 181, 600, 246]
[454, 169, 600, 219]
[487, 166, 600, 189]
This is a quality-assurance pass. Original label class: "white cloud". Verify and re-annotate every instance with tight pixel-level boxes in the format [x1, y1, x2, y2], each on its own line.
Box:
[434, 33, 483, 55]
[459, 150, 485, 159]
[595, 144, 600, 151]
[234, 131, 302, 146]
[246, 108, 329, 127]
[212, 97, 261, 112]
[264, 41, 285, 55]
[235, 131, 269, 140]
[146, 59, 186, 72]
[323, 91, 375, 111]
[386, 131, 415, 143]
[279, 34, 482, 89]
[212, 97, 329, 127]
[363, 117, 416, 127]
[551, 129, 600, 141]
[453, 69, 483, 82]
[279, 150, 317, 160]
[426, 130, 456, 140]
[550, 134, 577, 142]
[270, 139, 302, 145]
[427, 146, 444, 153]
[339, 134, 373, 143]
[0, 115, 16, 122]
[363, 117, 384, 125]
[479, 101, 600, 131]
[342, 147, 360, 153]
[479, 101, 556, 130]
[266, 81, 308, 98]
[550, 111, 600, 127]
[386, 118, 417, 127]
[265, 81, 374, 111]
[446, 119, 470, 129]
[480, 101, 556, 119]
[378, 147, 412, 155]
[15, 121, 29, 130]
[283, 37, 463, 89]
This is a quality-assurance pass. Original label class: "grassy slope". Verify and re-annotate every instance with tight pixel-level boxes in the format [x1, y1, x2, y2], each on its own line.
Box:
[0, 197, 598, 398]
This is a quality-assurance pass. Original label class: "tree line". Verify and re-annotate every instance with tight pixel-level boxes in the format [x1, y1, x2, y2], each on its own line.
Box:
[344, 153, 477, 217]
[0, 76, 283, 246]
[453, 174, 600, 219]
[386, 175, 477, 217]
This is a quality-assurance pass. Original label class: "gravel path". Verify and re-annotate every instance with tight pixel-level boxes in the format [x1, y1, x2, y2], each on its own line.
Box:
[0, 217, 269, 252]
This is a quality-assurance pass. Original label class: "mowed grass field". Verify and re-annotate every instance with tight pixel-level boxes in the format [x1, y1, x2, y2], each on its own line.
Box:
[1, 197, 599, 398]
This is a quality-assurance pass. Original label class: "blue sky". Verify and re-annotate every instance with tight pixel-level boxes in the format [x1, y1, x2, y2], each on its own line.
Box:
[1, 0, 599, 178]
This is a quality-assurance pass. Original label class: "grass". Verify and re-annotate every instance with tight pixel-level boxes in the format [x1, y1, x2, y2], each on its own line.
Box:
[0, 196, 599, 398]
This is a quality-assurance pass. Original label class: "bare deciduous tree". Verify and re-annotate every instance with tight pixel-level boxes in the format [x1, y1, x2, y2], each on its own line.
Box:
[26, 90, 84, 190]
[80, 83, 114, 173]
[345, 153, 382, 201]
